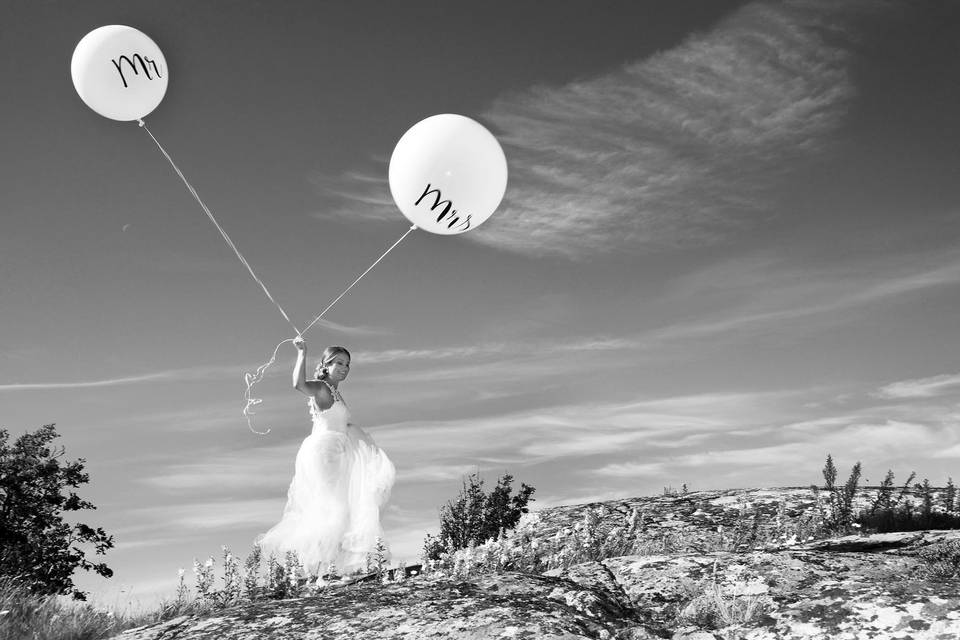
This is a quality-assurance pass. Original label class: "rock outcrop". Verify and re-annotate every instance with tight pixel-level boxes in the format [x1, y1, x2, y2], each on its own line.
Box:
[113, 488, 960, 640]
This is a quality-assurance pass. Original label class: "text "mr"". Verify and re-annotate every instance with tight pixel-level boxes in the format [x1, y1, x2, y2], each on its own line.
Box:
[111, 54, 163, 88]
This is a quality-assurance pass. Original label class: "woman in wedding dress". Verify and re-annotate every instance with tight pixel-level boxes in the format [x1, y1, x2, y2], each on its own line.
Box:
[257, 337, 396, 581]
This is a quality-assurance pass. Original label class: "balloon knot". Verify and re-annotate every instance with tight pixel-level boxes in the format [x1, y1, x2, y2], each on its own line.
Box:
[137, 119, 145, 128]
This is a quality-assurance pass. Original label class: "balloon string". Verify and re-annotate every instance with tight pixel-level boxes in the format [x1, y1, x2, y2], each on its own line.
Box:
[300, 224, 418, 337]
[137, 118, 302, 337]
[240, 224, 417, 435]
[137, 119, 416, 435]
[242, 337, 293, 435]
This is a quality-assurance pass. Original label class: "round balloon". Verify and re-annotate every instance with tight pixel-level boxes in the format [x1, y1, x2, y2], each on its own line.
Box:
[71, 25, 168, 121]
[388, 114, 507, 235]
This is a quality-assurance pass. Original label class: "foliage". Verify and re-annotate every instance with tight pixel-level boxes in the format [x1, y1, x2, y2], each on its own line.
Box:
[677, 568, 774, 630]
[0, 424, 113, 600]
[0, 573, 142, 640]
[819, 455, 861, 532]
[422, 471, 535, 561]
[366, 537, 388, 579]
[13, 453, 960, 638]
[817, 455, 960, 534]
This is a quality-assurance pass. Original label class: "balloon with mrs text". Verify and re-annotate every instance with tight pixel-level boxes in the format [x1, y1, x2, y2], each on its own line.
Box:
[388, 114, 508, 235]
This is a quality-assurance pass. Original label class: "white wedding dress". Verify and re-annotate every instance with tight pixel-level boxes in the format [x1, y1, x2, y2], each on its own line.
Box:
[257, 388, 395, 576]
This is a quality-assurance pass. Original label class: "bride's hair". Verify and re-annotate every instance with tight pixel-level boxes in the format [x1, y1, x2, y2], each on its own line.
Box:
[314, 346, 351, 381]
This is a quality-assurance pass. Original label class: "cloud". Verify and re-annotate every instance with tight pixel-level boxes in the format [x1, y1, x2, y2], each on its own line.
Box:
[125, 499, 281, 530]
[318, 0, 888, 258]
[0, 363, 275, 393]
[586, 418, 944, 484]
[932, 443, 960, 459]
[594, 461, 670, 478]
[0, 373, 178, 392]
[139, 462, 294, 492]
[394, 463, 483, 485]
[874, 373, 960, 399]
[303, 317, 389, 337]
[373, 390, 797, 469]
[644, 249, 960, 346]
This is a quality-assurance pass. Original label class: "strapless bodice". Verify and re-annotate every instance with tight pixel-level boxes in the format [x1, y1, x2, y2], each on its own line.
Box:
[308, 396, 351, 433]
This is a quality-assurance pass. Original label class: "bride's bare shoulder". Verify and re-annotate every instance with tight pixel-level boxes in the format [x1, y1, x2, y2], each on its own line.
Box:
[304, 380, 335, 410]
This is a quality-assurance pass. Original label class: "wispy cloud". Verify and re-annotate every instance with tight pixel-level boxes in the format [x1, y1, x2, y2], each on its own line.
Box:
[645, 249, 960, 346]
[874, 373, 960, 399]
[125, 499, 280, 530]
[0, 372, 180, 392]
[373, 390, 799, 468]
[11, 236, 958, 397]
[0, 362, 277, 393]
[319, 0, 889, 258]
[138, 461, 294, 492]
[303, 317, 389, 337]
[589, 417, 946, 483]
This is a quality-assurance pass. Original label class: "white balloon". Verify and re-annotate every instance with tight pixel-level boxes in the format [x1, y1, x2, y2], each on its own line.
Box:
[388, 114, 507, 235]
[71, 25, 168, 122]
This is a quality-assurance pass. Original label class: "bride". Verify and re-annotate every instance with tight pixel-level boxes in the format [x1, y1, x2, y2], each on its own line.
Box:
[257, 337, 396, 581]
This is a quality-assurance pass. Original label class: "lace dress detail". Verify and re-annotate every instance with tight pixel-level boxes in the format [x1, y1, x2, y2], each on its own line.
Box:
[256, 386, 396, 575]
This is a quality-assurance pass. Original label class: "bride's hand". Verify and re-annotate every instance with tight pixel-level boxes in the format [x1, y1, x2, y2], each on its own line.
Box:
[293, 335, 306, 351]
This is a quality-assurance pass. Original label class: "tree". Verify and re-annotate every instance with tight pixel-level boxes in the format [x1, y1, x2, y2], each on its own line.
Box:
[0, 424, 114, 600]
[423, 471, 535, 561]
[945, 477, 957, 514]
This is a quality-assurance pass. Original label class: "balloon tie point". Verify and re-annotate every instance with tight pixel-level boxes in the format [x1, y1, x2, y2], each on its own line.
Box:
[137, 119, 145, 128]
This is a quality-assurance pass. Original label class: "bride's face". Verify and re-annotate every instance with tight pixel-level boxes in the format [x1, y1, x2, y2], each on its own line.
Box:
[326, 354, 351, 383]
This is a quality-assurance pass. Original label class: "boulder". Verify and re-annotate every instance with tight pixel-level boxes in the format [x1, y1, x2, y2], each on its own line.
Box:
[112, 488, 960, 640]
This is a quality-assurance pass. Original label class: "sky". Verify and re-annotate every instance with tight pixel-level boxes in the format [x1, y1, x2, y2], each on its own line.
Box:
[3, 0, 960, 611]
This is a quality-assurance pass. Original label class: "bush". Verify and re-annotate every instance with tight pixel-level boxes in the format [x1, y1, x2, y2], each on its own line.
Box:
[0, 424, 114, 600]
[817, 455, 960, 535]
[422, 471, 535, 561]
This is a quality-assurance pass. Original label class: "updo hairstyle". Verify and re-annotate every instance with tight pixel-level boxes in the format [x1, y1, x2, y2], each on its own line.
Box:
[314, 346, 351, 381]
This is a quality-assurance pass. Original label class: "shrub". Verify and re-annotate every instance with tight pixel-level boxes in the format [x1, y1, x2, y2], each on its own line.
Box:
[678, 575, 774, 630]
[423, 471, 535, 561]
[366, 537, 388, 579]
[816, 456, 960, 534]
[0, 424, 114, 600]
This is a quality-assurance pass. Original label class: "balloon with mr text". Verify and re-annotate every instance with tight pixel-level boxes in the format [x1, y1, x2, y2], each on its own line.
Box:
[71, 25, 168, 122]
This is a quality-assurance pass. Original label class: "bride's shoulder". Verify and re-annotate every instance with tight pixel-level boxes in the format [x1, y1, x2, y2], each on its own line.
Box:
[309, 379, 336, 410]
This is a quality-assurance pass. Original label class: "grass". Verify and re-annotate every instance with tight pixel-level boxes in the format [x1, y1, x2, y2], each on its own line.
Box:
[0, 573, 187, 640]
[6, 456, 960, 638]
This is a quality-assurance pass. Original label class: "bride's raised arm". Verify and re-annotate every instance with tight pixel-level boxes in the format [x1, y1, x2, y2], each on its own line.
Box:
[292, 336, 309, 392]
[293, 337, 333, 407]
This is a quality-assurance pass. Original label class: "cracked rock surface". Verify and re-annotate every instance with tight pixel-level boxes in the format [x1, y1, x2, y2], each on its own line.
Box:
[111, 488, 960, 640]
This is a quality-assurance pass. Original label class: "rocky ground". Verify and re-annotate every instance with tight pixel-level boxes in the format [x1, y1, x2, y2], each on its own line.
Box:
[112, 488, 960, 640]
